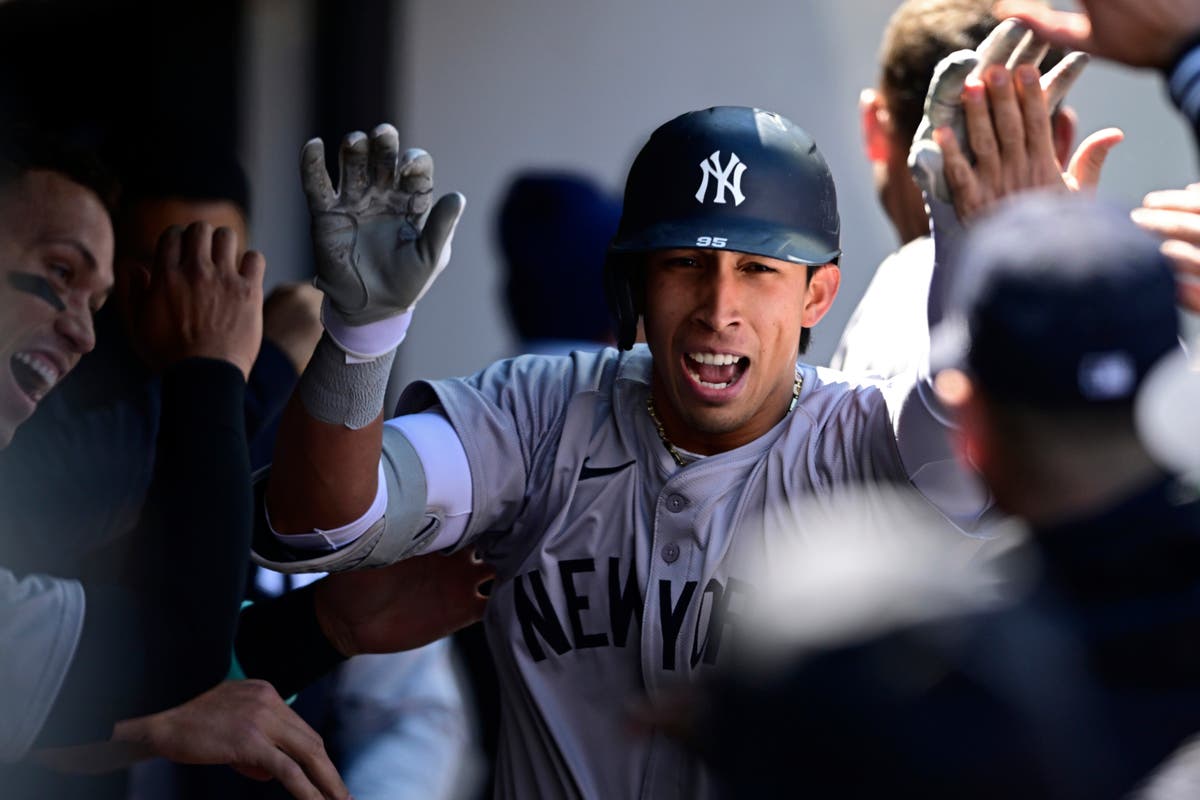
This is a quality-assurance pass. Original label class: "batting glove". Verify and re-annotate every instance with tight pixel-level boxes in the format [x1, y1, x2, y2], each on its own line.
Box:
[301, 123, 465, 360]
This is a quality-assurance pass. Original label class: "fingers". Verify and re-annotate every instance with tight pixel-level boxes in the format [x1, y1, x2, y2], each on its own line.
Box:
[370, 123, 400, 191]
[1143, 188, 1200, 213]
[153, 225, 184, 284]
[924, 51, 977, 129]
[971, 18, 1030, 78]
[1065, 127, 1123, 190]
[239, 250, 268, 287]
[1015, 64, 1055, 169]
[982, 66, 1029, 182]
[212, 226, 239, 273]
[338, 131, 370, 205]
[1041, 51, 1090, 112]
[1160, 240, 1200, 313]
[417, 192, 466, 269]
[398, 148, 434, 217]
[1132, 207, 1200, 244]
[181, 222, 216, 276]
[1006, 28, 1049, 71]
[300, 138, 336, 211]
[934, 126, 982, 220]
[237, 682, 348, 800]
[992, 3, 1095, 53]
[962, 79, 999, 184]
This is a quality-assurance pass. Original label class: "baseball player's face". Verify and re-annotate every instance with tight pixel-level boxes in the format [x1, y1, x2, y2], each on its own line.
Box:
[0, 169, 113, 449]
[643, 247, 821, 453]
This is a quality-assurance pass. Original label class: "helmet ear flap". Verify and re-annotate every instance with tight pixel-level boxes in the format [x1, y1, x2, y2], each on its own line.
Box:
[604, 252, 640, 350]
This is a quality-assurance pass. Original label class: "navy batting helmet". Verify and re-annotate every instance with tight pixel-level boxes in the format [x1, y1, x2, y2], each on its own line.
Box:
[605, 106, 841, 350]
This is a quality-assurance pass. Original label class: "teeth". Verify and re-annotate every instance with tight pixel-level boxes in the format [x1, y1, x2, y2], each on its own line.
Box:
[687, 352, 740, 366]
[686, 369, 731, 390]
[14, 351, 60, 388]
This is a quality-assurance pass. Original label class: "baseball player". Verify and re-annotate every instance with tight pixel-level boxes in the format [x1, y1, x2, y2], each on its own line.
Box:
[255, 40, 1080, 795]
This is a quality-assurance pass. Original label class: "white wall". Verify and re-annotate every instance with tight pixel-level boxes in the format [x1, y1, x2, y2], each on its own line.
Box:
[373, 0, 1193, 383]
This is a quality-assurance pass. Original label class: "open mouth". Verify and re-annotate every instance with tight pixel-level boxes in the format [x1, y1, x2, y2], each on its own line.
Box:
[685, 352, 749, 391]
[10, 351, 60, 403]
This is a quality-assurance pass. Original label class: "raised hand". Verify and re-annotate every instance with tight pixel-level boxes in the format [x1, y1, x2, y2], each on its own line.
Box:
[908, 18, 1090, 206]
[932, 59, 1123, 222]
[301, 124, 465, 328]
[132, 221, 264, 380]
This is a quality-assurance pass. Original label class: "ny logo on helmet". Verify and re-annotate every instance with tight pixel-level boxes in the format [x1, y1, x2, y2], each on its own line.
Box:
[695, 151, 747, 206]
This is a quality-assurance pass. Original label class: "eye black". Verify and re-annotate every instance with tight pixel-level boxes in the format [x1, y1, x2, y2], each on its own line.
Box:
[8, 272, 66, 311]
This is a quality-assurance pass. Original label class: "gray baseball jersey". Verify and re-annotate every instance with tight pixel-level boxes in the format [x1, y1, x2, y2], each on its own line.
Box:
[380, 344, 983, 799]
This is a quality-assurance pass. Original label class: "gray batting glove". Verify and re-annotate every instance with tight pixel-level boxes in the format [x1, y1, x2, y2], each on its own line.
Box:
[908, 18, 1089, 205]
[301, 124, 465, 329]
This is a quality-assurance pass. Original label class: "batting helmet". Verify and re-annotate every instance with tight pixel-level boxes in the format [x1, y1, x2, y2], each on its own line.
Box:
[605, 106, 842, 350]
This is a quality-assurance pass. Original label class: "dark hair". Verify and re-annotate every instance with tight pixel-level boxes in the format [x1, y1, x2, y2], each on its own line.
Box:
[0, 125, 119, 214]
[498, 172, 620, 344]
[113, 131, 250, 221]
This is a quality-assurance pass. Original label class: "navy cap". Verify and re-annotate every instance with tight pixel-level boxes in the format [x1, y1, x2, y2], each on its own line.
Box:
[930, 192, 1180, 408]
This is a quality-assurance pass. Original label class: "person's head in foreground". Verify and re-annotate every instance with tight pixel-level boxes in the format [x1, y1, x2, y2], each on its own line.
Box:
[931, 191, 1186, 523]
[605, 106, 842, 456]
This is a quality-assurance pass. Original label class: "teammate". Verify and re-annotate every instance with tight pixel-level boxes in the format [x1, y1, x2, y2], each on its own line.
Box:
[831, 0, 1119, 378]
[692, 193, 1200, 799]
[255, 32, 1091, 796]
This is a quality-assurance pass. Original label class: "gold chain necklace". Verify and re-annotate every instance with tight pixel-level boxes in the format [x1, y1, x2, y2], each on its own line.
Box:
[646, 373, 803, 467]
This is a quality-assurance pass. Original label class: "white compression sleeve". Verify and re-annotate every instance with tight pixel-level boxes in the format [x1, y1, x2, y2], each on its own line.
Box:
[385, 411, 473, 551]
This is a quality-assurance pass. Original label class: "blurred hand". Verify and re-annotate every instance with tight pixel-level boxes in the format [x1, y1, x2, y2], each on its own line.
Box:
[34, 681, 348, 800]
[995, 0, 1200, 70]
[133, 222, 264, 380]
[264, 282, 325, 373]
[314, 547, 494, 657]
[1133, 183, 1200, 312]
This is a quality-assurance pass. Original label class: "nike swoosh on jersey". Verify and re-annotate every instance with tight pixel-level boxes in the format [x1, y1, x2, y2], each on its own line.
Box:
[578, 458, 637, 481]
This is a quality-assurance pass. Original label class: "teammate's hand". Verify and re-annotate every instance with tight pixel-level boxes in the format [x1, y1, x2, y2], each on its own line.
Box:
[995, 0, 1200, 71]
[313, 547, 494, 657]
[112, 681, 349, 800]
[1133, 183, 1200, 312]
[908, 18, 1090, 206]
[301, 124, 465, 326]
[264, 282, 325, 373]
[132, 221, 265, 381]
[933, 58, 1123, 222]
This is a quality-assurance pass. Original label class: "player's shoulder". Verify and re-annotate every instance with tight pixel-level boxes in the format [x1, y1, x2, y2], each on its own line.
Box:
[396, 346, 641, 416]
[795, 362, 903, 422]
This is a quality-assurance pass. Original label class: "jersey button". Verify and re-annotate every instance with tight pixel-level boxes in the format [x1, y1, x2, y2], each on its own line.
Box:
[666, 494, 688, 512]
[661, 542, 681, 563]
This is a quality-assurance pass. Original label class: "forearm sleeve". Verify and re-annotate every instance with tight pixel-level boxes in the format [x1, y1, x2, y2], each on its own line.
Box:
[253, 414, 471, 573]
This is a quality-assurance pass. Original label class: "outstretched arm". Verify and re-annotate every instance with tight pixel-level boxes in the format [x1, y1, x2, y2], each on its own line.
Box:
[265, 125, 463, 540]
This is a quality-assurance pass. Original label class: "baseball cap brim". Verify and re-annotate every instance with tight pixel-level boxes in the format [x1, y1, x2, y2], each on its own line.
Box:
[609, 219, 841, 266]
